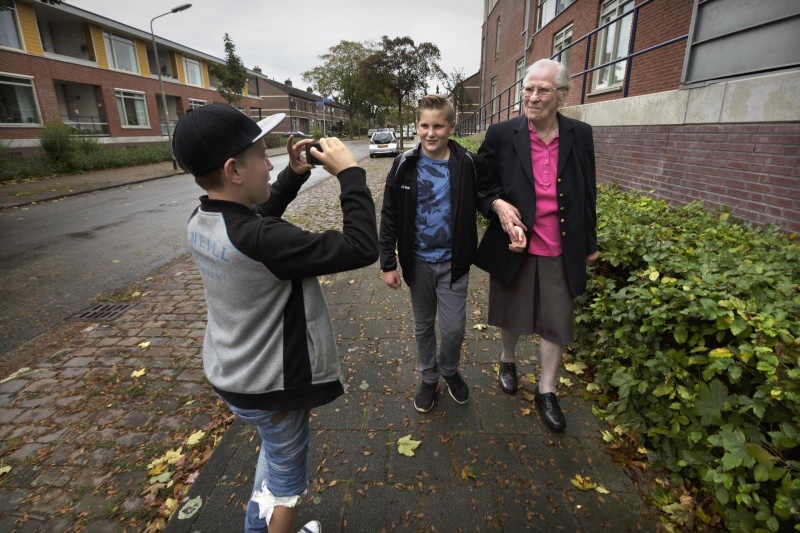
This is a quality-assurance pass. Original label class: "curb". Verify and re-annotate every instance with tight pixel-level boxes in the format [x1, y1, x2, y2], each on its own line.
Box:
[0, 171, 186, 210]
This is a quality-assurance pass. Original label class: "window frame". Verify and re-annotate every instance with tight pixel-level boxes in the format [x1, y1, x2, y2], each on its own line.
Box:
[103, 31, 139, 74]
[513, 58, 525, 111]
[114, 89, 150, 129]
[0, 72, 43, 126]
[0, 2, 23, 51]
[183, 57, 203, 88]
[536, 0, 576, 31]
[490, 76, 497, 116]
[553, 24, 573, 67]
[188, 99, 207, 110]
[495, 16, 501, 59]
[592, 0, 634, 92]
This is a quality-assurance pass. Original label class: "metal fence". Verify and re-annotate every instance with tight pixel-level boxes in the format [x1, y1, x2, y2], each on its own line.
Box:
[61, 115, 109, 135]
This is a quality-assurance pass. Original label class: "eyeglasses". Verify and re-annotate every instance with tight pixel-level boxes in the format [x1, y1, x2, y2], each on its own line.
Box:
[522, 86, 564, 98]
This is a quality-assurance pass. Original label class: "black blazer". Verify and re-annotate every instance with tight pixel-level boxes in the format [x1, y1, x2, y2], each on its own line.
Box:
[474, 113, 598, 298]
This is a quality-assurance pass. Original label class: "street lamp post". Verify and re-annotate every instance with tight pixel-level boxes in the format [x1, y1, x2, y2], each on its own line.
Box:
[151, 3, 192, 169]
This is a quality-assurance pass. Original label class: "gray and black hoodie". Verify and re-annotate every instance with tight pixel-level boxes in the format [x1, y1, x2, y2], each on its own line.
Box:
[187, 165, 378, 412]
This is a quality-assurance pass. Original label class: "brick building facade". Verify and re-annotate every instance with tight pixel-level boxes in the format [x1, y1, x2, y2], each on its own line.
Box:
[475, 0, 799, 232]
[0, 0, 347, 155]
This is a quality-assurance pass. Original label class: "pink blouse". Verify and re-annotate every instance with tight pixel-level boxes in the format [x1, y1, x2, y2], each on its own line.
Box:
[527, 123, 562, 256]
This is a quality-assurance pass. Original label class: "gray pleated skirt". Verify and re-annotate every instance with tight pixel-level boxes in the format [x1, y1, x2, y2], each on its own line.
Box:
[487, 254, 574, 345]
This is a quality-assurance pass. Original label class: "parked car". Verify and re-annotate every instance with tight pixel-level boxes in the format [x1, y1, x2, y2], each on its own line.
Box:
[401, 126, 415, 140]
[367, 128, 377, 136]
[282, 130, 311, 138]
[369, 132, 399, 158]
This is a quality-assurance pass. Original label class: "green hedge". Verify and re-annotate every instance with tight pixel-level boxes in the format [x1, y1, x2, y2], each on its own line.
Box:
[0, 123, 173, 182]
[573, 185, 799, 531]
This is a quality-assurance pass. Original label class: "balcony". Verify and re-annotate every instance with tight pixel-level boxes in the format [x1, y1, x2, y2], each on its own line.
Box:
[61, 115, 109, 136]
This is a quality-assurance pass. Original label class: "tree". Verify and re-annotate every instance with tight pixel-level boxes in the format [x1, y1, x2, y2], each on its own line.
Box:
[362, 36, 442, 149]
[302, 40, 376, 138]
[208, 34, 247, 105]
[441, 68, 473, 126]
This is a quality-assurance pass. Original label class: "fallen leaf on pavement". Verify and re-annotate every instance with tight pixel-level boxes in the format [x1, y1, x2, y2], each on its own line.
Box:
[397, 435, 421, 457]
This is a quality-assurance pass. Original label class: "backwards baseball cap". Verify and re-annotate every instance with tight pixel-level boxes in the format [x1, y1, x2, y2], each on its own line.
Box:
[172, 103, 285, 176]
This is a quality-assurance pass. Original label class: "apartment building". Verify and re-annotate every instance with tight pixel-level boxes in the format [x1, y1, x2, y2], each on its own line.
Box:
[473, 0, 800, 232]
[0, 1, 347, 155]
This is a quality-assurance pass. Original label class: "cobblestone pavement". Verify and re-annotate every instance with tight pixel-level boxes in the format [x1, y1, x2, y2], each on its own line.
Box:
[0, 156, 393, 532]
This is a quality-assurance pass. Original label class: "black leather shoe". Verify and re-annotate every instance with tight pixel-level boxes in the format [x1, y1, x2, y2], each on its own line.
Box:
[499, 362, 517, 394]
[535, 387, 566, 431]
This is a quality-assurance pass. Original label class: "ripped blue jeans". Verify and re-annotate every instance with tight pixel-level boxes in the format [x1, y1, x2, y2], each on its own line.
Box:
[225, 403, 311, 533]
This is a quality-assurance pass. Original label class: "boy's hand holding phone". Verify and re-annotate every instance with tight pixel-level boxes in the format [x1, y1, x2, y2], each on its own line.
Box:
[287, 136, 314, 174]
[307, 138, 357, 176]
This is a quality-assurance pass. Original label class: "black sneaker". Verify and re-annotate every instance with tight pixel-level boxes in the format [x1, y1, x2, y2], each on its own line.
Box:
[443, 371, 469, 404]
[414, 381, 439, 413]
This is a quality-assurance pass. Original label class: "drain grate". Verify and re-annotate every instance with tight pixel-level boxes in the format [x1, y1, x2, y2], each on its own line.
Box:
[70, 303, 136, 321]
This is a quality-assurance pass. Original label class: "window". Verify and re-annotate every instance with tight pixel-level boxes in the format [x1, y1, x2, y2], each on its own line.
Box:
[495, 16, 501, 59]
[490, 76, 497, 115]
[0, 3, 22, 50]
[0, 74, 42, 125]
[189, 99, 206, 110]
[593, 0, 634, 91]
[183, 57, 203, 87]
[115, 89, 149, 128]
[537, 0, 576, 31]
[234, 105, 246, 114]
[514, 58, 525, 111]
[103, 31, 138, 73]
[553, 24, 573, 67]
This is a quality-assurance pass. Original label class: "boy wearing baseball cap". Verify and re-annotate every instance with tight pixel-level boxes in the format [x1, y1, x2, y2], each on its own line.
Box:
[173, 103, 378, 533]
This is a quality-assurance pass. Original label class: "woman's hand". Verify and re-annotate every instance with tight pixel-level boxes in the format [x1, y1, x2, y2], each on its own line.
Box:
[586, 251, 600, 266]
[492, 198, 527, 246]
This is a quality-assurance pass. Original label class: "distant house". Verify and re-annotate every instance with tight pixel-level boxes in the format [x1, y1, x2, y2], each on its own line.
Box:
[0, 0, 347, 155]
[250, 74, 348, 136]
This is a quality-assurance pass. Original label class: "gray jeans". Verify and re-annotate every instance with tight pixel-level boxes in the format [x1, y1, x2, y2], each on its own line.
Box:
[408, 261, 468, 383]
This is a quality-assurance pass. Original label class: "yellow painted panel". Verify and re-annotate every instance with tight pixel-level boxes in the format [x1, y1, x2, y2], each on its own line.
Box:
[82, 24, 95, 60]
[135, 38, 149, 76]
[16, 1, 43, 56]
[173, 52, 186, 84]
[90, 25, 109, 69]
[201, 61, 210, 89]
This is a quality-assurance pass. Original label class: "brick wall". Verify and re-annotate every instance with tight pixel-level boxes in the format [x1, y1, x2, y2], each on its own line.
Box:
[594, 123, 800, 233]
[530, 0, 692, 107]
[1, 50, 263, 143]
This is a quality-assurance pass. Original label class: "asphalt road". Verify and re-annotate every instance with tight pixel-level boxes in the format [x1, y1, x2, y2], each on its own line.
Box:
[0, 142, 372, 359]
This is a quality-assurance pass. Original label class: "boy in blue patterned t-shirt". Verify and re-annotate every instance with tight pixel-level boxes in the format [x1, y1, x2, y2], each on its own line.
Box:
[379, 95, 501, 413]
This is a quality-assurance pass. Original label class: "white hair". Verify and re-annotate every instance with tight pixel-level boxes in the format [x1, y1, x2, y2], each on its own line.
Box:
[525, 59, 571, 91]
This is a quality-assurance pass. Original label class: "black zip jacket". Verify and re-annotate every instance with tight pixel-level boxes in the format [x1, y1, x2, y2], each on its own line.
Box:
[379, 139, 501, 286]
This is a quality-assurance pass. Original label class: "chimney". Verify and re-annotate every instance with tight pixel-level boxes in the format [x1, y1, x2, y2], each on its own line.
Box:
[253, 66, 262, 73]
[285, 79, 293, 87]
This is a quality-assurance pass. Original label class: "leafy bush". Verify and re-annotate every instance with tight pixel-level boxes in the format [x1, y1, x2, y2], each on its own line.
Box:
[0, 141, 172, 181]
[573, 185, 800, 531]
[39, 121, 80, 172]
[452, 135, 481, 153]
[263, 133, 282, 149]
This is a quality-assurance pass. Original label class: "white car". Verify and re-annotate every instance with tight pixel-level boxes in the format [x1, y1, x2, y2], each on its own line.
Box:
[369, 132, 399, 158]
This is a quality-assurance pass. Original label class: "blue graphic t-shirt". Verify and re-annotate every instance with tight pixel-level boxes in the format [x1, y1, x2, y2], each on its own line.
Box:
[414, 153, 452, 263]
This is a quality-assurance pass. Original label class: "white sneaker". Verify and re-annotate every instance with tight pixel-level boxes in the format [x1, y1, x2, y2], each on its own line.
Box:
[298, 520, 321, 533]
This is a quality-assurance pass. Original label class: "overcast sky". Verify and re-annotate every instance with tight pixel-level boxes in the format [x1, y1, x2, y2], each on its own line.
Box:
[65, 0, 485, 93]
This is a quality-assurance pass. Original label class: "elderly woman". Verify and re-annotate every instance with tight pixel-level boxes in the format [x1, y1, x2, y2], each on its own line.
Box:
[475, 59, 599, 431]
